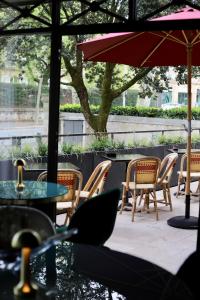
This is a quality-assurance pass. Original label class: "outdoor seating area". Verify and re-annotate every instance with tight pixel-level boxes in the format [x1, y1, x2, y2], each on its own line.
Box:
[1, 145, 200, 298]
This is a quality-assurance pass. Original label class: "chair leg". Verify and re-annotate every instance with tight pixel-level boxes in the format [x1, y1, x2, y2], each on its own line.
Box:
[144, 191, 150, 213]
[120, 185, 126, 214]
[63, 207, 73, 225]
[162, 184, 168, 205]
[152, 189, 159, 221]
[176, 175, 182, 197]
[138, 189, 144, 206]
[131, 189, 137, 222]
[166, 184, 173, 211]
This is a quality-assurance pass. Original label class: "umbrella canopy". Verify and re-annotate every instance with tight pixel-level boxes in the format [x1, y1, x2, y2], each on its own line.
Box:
[78, 5, 200, 229]
[78, 7, 200, 67]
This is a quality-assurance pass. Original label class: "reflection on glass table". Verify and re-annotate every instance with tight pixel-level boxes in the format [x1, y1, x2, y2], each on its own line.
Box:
[0, 180, 67, 205]
[0, 239, 195, 300]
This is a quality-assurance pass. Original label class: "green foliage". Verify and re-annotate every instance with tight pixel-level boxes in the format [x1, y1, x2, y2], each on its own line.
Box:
[161, 107, 188, 119]
[61, 143, 84, 155]
[61, 143, 74, 154]
[88, 138, 113, 151]
[60, 104, 82, 113]
[37, 143, 48, 157]
[157, 134, 186, 145]
[192, 133, 200, 144]
[10, 144, 36, 160]
[60, 103, 99, 114]
[88, 138, 125, 152]
[21, 144, 35, 158]
[10, 146, 22, 160]
[60, 104, 200, 120]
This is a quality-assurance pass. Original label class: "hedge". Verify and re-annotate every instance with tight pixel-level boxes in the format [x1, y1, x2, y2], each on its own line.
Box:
[60, 104, 196, 120]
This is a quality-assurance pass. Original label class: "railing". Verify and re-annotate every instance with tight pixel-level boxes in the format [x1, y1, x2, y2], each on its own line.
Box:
[1, 127, 200, 148]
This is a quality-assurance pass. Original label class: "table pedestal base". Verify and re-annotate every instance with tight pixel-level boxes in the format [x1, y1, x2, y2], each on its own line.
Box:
[167, 216, 198, 229]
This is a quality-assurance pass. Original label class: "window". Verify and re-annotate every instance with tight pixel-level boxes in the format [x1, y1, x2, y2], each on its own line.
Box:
[161, 91, 172, 104]
[178, 92, 187, 105]
[196, 89, 200, 106]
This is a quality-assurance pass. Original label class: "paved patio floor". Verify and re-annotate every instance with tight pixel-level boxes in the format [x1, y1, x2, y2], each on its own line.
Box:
[57, 181, 199, 275]
[106, 182, 199, 275]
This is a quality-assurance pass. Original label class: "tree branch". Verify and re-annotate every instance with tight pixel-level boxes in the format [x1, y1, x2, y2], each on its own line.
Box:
[112, 67, 152, 99]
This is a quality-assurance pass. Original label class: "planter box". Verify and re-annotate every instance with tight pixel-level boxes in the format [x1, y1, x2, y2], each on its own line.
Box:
[3, 143, 200, 193]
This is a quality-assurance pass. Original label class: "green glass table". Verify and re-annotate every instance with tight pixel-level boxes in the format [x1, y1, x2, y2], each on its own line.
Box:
[0, 241, 193, 300]
[0, 180, 67, 221]
[0, 180, 67, 205]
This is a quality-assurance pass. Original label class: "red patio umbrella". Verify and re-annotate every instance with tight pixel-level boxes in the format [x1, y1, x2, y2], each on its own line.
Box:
[78, 5, 200, 230]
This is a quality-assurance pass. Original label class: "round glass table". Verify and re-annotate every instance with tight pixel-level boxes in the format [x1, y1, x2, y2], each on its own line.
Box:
[0, 180, 67, 205]
[0, 241, 194, 300]
[0, 180, 67, 221]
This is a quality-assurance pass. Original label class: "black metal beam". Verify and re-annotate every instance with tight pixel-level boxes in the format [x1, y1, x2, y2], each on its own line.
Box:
[46, 0, 61, 221]
[2, 18, 200, 36]
[47, 0, 61, 184]
[60, 19, 200, 35]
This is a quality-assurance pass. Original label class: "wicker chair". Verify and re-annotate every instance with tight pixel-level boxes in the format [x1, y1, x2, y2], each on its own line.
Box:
[121, 156, 161, 221]
[156, 152, 178, 210]
[177, 152, 200, 197]
[78, 160, 112, 201]
[37, 169, 83, 225]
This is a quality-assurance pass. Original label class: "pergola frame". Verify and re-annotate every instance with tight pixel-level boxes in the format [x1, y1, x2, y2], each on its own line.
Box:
[0, 0, 200, 219]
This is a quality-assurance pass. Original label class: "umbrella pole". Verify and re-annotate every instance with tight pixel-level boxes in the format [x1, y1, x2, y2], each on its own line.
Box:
[167, 44, 198, 229]
[185, 44, 192, 219]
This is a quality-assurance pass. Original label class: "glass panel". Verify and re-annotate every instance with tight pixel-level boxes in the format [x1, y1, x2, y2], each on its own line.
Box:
[0, 34, 50, 181]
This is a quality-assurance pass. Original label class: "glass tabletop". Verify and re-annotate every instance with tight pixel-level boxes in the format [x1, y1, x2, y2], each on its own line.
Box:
[0, 241, 194, 300]
[169, 148, 200, 154]
[103, 153, 145, 162]
[0, 180, 67, 205]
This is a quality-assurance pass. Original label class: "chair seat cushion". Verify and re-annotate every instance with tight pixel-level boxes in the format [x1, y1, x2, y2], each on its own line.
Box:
[122, 182, 155, 189]
[78, 190, 98, 199]
[157, 177, 168, 184]
[178, 171, 200, 178]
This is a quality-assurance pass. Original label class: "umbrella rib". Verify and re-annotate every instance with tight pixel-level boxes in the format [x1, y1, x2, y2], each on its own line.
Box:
[140, 31, 177, 67]
[151, 31, 186, 46]
[182, 30, 189, 44]
[87, 32, 145, 60]
[192, 31, 200, 44]
[181, 30, 200, 46]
